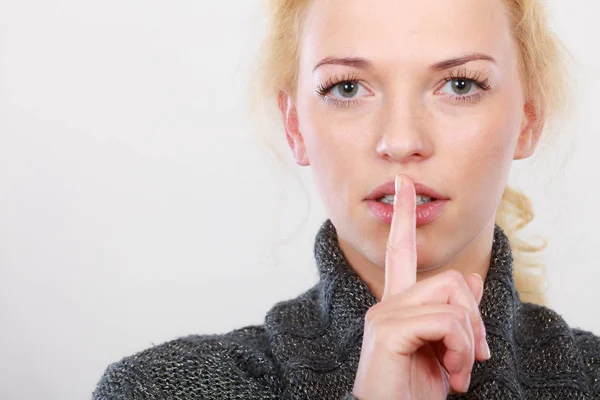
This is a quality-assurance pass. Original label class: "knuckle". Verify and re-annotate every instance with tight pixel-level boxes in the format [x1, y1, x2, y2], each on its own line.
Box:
[443, 312, 474, 351]
[364, 306, 386, 330]
[373, 325, 393, 346]
[453, 305, 471, 326]
[445, 269, 465, 285]
[364, 308, 378, 327]
[365, 318, 395, 348]
[439, 313, 456, 332]
[364, 307, 408, 352]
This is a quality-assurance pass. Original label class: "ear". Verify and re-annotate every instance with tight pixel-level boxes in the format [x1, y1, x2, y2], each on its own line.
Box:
[513, 100, 544, 160]
[278, 91, 310, 166]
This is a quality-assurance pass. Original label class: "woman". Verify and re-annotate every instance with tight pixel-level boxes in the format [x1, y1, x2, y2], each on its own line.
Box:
[93, 0, 600, 398]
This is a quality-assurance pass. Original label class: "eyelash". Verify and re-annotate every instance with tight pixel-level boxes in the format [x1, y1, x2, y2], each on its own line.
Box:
[316, 72, 363, 108]
[315, 68, 492, 108]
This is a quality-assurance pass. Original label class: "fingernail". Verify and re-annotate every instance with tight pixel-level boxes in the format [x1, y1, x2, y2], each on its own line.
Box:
[481, 337, 491, 360]
[463, 374, 471, 393]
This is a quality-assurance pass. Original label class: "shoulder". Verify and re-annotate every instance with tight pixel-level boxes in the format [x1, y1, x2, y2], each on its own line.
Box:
[572, 326, 600, 353]
[519, 302, 600, 393]
[519, 301, 600, 349]
[92, 325, 281, 400]
[518, 301, 600, 352]
[571, 327, 600, 392]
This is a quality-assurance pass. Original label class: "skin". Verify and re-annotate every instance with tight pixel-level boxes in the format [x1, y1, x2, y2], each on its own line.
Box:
[349, 175, 489, 396]
[278, 0, 542, 301]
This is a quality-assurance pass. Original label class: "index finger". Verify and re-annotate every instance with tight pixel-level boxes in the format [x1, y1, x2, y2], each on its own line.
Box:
[382, 174, 417, 300]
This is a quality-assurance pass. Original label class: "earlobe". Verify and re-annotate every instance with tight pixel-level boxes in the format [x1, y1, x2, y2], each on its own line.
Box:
[278, 91, 310, 166]
[514, 100, 544, 160]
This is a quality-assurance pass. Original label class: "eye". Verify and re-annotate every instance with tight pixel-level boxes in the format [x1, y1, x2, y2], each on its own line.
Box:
[329, 81, 367, 99]
[440, 78, 477, 96]
[316, 74, 371, 108]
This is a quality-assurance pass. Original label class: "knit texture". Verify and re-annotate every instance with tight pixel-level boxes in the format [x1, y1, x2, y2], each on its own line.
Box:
[93, 219, 600, 399]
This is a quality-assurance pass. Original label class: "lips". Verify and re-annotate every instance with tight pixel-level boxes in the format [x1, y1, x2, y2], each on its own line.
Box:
[366, 179, 449, 201]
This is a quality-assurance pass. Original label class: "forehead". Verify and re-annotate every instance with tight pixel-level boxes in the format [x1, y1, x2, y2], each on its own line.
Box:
[300, 0, 514, 68]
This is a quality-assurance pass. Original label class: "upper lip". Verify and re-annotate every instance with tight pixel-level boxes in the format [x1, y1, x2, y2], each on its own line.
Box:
[366, 179, 449, 200]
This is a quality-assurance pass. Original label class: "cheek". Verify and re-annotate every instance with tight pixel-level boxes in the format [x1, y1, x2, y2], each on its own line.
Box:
[299, 100, 370, 168]
[297, 99, 375, 211]
[440, 108, 520, 200]
[462, 123, 515, 164]
[296, 102, 345, 195]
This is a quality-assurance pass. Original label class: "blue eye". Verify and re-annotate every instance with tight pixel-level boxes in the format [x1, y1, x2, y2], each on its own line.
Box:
[329, 81, 366, 99]
[316, 75, 370, 108]
[441, 78, 476, 95]
[333, 82, 358, 98]
[315, 71, 492, 108]
[437, 73, 492, 105]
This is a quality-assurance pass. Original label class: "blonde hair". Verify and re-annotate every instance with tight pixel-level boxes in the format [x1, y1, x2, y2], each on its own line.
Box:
[249, 0, 574, 306]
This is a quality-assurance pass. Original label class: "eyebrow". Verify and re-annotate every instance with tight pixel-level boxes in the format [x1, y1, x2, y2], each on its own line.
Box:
[312, 52, 497, 72]
[430, 53, 497, 70]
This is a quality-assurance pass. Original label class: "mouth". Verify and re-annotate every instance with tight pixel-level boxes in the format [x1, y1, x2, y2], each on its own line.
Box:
[376, 194, 437, 206]
[365, 179, 450, 226]
[366, 179, 449, 203]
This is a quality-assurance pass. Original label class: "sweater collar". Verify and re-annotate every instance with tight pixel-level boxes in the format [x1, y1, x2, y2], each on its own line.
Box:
[268, 219, 589, 399]
[313, 218, 520, 334]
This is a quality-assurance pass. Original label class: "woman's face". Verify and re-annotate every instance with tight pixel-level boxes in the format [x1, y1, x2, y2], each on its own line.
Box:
[279, 0, 541, 276]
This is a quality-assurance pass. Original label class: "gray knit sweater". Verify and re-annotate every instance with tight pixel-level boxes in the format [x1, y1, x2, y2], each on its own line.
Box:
[93, 219, 600, 399]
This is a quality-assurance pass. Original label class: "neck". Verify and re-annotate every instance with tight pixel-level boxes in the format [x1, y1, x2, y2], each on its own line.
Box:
[339, 218, 497, 302]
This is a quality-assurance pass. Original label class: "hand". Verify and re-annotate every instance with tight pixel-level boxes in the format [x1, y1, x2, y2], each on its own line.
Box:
[351, 175, 491, 400]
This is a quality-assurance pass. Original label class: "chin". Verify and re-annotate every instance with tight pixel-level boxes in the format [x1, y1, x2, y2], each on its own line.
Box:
[417, 264, 443, 273]
[414, 249, 443, 271]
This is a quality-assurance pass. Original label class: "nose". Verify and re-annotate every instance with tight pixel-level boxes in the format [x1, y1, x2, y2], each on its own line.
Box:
[375, 99, 433, 163]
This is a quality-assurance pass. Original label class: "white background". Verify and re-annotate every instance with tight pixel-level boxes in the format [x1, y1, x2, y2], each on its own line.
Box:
[1, 1, 599, 399]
